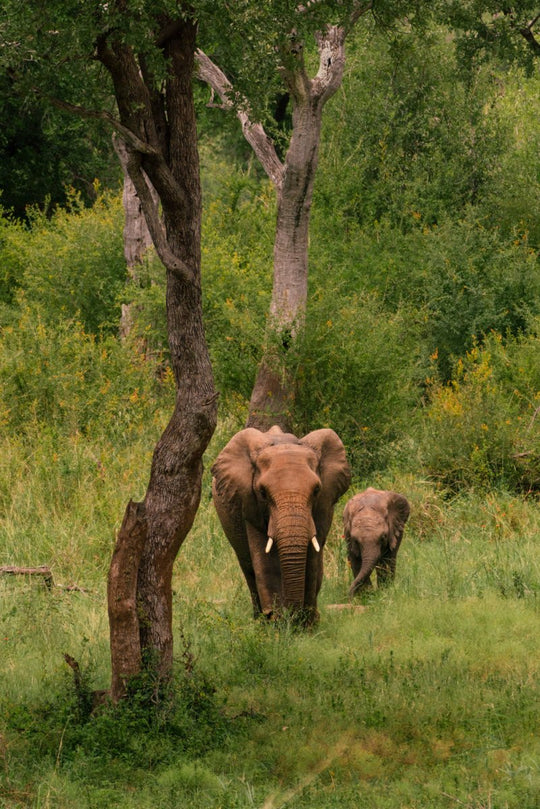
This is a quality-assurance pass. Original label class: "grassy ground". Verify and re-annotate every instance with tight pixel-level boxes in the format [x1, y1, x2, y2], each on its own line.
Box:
[1, 426, 539, 808]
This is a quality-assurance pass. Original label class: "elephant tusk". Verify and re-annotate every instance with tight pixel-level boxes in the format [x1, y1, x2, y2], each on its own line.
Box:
[265, 537, 274, 554]
[311, 536, 321, 552]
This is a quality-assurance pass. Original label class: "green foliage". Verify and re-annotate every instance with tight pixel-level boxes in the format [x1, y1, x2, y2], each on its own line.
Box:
[393, 215, 539, 380]
[310, 208, 540, 383]
[481, 68, 540, 248]
[0, 190, 126, 334]
[201, 165, 274, 402]
[317, 27, 502, 229]
[0, 74, 119, 219]
[291, 291, 421, 472]
[0, 302, 173, 440]
[437, 0, 540, 72]
[317, 25, 540, 240]
[418, 329, 540, 491]
[60, 655, 228, 768]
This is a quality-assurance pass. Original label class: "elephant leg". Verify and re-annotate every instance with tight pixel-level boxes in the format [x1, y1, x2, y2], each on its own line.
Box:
[376, 551, 397, 588]
[213, 484, 263, 617]
[240, 567, 263, 617]
[298, 546, 322, 627]
[246, 524, 282, 617]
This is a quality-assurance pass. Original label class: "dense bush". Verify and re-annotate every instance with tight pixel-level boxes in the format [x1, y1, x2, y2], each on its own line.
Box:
[201, 167, 274, 402]
[291, 291, 421, 473]
[309, 210, 540, 382]
[0, 302, 173, 440]
[0, 190, 125, 334]
[418, 328, 540, 491]
[316, 28, 539, 241]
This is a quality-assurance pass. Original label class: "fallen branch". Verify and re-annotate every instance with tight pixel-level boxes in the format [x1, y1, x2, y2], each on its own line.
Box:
[0, 565, 54, 589]
[326, 603, 367, 612]
[0, 566, 90, 593]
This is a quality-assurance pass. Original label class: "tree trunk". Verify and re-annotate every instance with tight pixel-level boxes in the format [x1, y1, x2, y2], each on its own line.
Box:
[113, 135, 156, 273]
[107, 500, 147, 697]
[197, 19, 357, 432]
[100, 14, 218, 701]
[113, 135, 157, 341]
[247, 97, 323, 432]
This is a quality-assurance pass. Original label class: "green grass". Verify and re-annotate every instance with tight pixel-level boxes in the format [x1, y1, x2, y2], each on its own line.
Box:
[1, 428, 539, 808]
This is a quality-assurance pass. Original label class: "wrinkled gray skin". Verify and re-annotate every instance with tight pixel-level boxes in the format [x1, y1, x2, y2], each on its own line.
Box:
[343, 488, 410, 598]
[212, 426, 351, 625]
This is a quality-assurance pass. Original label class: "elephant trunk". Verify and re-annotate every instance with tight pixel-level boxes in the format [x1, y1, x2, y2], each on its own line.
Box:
[271, 498, 317, 612]
[349, 547, 380, 597]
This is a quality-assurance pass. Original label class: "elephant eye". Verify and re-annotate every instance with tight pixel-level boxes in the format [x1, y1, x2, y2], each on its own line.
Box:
[258, 485, 268, 500]
[313, 483, 321, 498]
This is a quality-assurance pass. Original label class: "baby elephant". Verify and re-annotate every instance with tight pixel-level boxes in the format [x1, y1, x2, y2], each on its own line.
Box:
[343, 488, 410, 597]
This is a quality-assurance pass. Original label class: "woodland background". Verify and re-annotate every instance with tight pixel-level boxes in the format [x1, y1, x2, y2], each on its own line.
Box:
[0, 14, 539, 809]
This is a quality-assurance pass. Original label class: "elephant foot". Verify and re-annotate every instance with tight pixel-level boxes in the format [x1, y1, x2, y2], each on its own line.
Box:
[256, 605, 319, 630]
[349, 580, 374, 599]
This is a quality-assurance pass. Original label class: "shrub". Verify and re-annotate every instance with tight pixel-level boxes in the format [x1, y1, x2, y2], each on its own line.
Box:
[0, 189, 126, 334]
[309, 210, 540, 383]
[0, 301, 173, 439]
[201, 173, 274, 402]
[418, 329, 540, 491]
[291, 291, 422, 473]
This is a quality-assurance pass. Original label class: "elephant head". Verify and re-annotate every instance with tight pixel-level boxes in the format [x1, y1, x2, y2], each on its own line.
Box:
[211, 426, 350, 624]
[343, 487, 410, 598]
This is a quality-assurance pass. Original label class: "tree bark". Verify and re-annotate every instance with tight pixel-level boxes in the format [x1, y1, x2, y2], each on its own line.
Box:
[107, 500, 147, 698]
[113, 135, 156, 273]
[197, 18, 363, 431]
[113, 135, 158, 340]
[98, 11, 218, 700]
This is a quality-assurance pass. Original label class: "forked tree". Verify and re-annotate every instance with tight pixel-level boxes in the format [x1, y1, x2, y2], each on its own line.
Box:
[2, 2, 217, 699]
[196, 3, 372, 430]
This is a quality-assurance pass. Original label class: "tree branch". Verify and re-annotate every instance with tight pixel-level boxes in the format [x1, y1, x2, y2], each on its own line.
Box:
[43, 95, 159, 156]
[312, 24, 347, 101]
[123, 147, 197, 284]
[519, 13, 540, 55]
[501, 8, 540, 56]
[347, 1, 374, 33]
[0, 565, 54, 589]
[195, 49, 284, 191]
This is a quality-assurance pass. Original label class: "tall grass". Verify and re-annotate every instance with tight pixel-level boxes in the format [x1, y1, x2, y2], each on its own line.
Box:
[1, 423, 538, 808]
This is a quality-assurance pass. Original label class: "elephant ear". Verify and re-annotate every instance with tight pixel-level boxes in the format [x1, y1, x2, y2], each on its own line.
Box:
[342, 498, 352, 535]
[211, 428, 269, 505]
[300, 429, 351, 533]
[386, 492, 410, 551]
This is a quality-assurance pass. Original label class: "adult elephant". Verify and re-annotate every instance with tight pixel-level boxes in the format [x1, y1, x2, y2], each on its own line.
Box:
[211, 426, 350, 625]
[343, 488, 410, 598]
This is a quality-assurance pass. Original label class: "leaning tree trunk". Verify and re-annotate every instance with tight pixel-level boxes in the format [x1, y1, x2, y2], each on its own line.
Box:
[99, 16, 218, 701]
[247, 96, 324, 432]
[197, 21, 357, 432]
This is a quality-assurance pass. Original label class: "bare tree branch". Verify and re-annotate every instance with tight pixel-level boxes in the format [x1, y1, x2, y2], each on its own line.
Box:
[195, 49, 284, 191]
[44, 95, 159, 155]
[519, 12, 540, 55]
[123, 147, 197, 284]
[0, 565, 54, 589]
